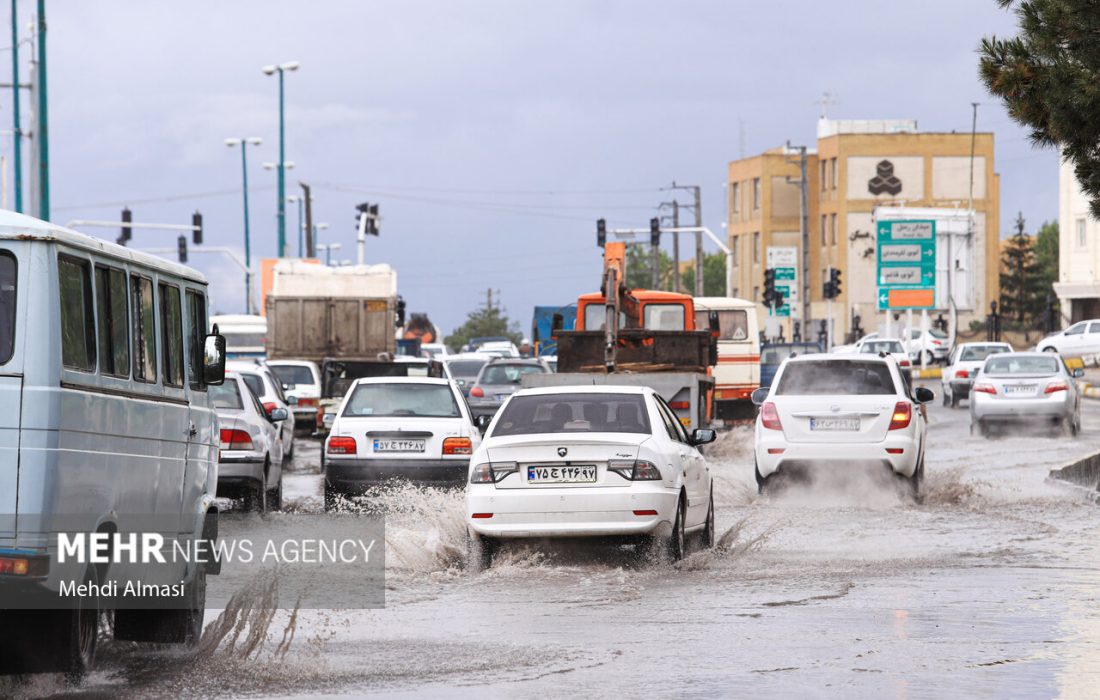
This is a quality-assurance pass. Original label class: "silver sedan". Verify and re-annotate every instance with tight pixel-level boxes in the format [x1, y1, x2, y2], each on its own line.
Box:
[969, 352, 1083, 437]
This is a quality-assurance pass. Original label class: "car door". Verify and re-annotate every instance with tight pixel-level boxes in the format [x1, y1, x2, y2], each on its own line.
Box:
[654, 395, 706, 525]
[263, 369, 294, 452]
[1060, 322, 1087, 355]
[1086, 322, 1100, 355]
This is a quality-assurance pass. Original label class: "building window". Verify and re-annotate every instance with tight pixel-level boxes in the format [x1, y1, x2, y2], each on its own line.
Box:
[752, 178, 761, 210]
[731, 235, 739, 266]
[731, 182, 740, 215]
[831, 158, 838, 190]
[820, 160, 828, 191]
[752, 286, 759, 302]
[830, 213, 838, 245]
[733, 287, 739, 298]
[753, 232, 760, 263]
[820, 215, 827, 246]
[1077, 218, 1087, 248]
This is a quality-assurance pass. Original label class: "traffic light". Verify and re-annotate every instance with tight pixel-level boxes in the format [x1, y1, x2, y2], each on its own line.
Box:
[773, 287, 785, 309]
[118, 207, 132, 246]
[596, 218, 606, 248]
[823, 266, 842, 299]
[649, 218, 660, 247]
[356, 202, 370, 230]
[368, 204, 380, 236]
[763, 267, 776, 308]
[177, 235, 188, 264]
[192, 212, 203, 245]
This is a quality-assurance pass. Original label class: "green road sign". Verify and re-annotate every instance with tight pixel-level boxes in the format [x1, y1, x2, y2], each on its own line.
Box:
[774, 266, 796, 282]
[774, 284, 791, 317]
[877, 220, 935, 305]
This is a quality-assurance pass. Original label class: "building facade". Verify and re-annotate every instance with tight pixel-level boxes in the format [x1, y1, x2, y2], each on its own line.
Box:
[728, 119, 1000, 339]
[1054, 157, 1100, 322]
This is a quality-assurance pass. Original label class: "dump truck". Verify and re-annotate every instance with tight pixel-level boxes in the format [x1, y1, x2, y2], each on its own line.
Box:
[531, 304, 576, 357]
[522, 242, 716, 430]
[265, 260, 400, 363]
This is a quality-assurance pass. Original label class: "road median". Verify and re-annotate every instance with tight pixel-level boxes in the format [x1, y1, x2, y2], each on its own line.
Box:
[1048, 449, 1100, 503]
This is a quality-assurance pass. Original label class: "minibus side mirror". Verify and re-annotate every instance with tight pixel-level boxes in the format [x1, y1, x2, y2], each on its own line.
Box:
[203, 334, 227, 385]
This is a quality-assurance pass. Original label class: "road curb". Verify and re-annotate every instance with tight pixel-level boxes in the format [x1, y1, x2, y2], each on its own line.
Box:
[911, 367, 941, 379]
[1077, 382, 1100, 400]
[1048, 450, 1100, 503]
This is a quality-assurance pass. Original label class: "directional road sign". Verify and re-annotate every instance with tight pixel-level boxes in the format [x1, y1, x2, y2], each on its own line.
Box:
[877, 220, 935, 308]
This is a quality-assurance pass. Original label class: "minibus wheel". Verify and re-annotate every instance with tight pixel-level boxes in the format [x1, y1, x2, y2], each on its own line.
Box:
[62, 565, 100, 683]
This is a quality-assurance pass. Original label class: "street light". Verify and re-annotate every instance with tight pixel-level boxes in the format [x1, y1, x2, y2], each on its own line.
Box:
[317, 242, 341, 266]
[286, 195, 306, 257]
[225, 136, 262, 313]
[261, 60, 300, 257]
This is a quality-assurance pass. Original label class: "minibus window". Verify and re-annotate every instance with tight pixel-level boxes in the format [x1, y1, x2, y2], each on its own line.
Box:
[186, 290, 207, 390]
[694, 309, 750, 341]
[59, 256, 96, 372]
[131, 276, 157, 382]
[159, 283, 184, 387]
[0, 252, 14, 364]
[95, 266, 130, 377]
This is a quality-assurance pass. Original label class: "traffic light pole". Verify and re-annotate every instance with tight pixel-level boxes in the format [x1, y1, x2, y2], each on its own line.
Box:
[610, 225, 732, 296]
[356, 212, 368, 265]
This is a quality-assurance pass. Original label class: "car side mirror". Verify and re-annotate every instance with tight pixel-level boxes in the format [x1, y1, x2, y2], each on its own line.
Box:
[1073, 368, 1085, 378]
[475, 414, 492, 433]
[690, 428, 717, 446]
[914, 387, 935, 404]
[750, 387, 770, 406]
[269, 407, 289, 422]
[202, 333, 226, 385]
[287, 395, 299, 406]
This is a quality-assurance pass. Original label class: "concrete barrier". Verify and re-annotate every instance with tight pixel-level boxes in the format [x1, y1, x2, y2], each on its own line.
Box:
[1075, 382, 1100, 400]
[1048, 450, 1100, 502]
[911, 367, 941, 379]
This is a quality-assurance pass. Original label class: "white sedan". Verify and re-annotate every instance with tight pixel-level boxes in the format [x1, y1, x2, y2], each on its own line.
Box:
[751, 354, 934, 497]
[324, 376, 480, 509]
[465, 385, 717, 570]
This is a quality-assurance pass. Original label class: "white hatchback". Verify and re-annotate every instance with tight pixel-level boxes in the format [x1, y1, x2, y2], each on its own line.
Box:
[465, 386, 717, 571]
[751, 354, 933, 496]
[324, 376, 480, 509]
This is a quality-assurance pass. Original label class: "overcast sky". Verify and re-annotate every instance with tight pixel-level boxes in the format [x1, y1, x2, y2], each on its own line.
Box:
[12, 0, 1055, 333]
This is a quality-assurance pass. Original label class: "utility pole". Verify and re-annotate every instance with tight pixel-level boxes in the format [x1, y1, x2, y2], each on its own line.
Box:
[672, 200, 680, 292]
[786, 142, 810, 330]
[667, 182, 704, 296]
[10, 0, 21, 213]
[486, 288, 493, 311]
[300, 182, 314, 258]
[962, 101, 979, 312]
[35, 0, 47, 221]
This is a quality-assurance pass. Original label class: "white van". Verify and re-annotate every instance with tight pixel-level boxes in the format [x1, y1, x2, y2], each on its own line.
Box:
[694, 297, 760, 421]
[0, 212, 226, 678]
[211, 313, 266, 360]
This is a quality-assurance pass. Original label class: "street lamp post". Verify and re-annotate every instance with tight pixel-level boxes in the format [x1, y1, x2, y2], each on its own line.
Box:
[286, 195, 305, 257]
[317, 242, 341, 266]
[225, 136, 262, 313]
[261, 60, 299, 257]
[313, 222, 328, 252]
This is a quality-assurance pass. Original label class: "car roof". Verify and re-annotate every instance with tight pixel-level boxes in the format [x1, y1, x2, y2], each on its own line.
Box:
[785, 352, 892, 364]
[445, 352, 493, 361]
[350, 376, 452, 387]
[512, 385, 650, 397]
[985, 351, 1056, 359]
[957, 342, 1011, 348]
[266, 359, 319, 368]
[487, 357, 542, 364]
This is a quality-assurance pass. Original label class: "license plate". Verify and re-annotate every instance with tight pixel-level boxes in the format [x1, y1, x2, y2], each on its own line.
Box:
[495, 394, 508, 401]
[1004, 384, 1036, 396]
[810, 417, 860, 431]
[527, 465, 596, 484]
[372, 438, 426, 453]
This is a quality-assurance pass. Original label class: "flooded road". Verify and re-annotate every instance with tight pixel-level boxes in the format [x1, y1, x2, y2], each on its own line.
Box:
[12, 381, 1100, 698]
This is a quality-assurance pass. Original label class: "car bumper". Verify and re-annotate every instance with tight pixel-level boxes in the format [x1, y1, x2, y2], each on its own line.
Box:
[949, 379, 973, 397]
[468, 402, 504, 418]
[217, 454, 266, 487]
[755, 434, 919, 478]
[326, 457, 469, 490]
[971, 394, 1073, 422]
[466, 484, 678, 538]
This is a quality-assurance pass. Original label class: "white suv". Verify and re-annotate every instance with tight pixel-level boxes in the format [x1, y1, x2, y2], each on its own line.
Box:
[751, 354, 933, 497]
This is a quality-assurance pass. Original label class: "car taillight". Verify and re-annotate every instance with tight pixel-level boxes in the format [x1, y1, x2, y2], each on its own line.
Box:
[327, 436, 357, 455]
[470, 386, 485, 398]
[262, 401, 278, 416]
[668, 401, 690, 410]
[899, 359, 911, 367]
[608, 460, 661, 481]
[955, 370, 969, 378]
[973, 382, 996, 395]
[1044, 380, 1069, 394]
[220, 429, 254, 450]
[470, 462, 518, 483]
[888, 402, 912, 431]
[297, 398, 317, 408]
[443, 437, 473, 455]
[932, 340, 942, 345]
[761, 402, 783, 431]
[0, 555, 48, 577]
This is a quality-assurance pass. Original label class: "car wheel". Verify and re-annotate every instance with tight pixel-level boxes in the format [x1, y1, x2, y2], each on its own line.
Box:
[466, 529, 495, 573]
[942, 388, 950, 407]
[664, 495, 686, 563]
[244, 475, 267, 513]
[267, 477, 283, 512]
[701, 487, 715, 549]
[923, 350, 934, 366]
[908, 456, 925, 503]
[323, 481, 340, 512]
[1042, 346, 1058, 353]
[754, 460, 766, 495]
[950, 392, 959, 408]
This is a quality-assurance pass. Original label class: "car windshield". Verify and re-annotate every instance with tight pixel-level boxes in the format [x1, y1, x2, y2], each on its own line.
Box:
[860, 340, 905, 355]
[271, 364, 314, 386]
[761, 344, 820, 364]
[480, 364, 545, 385]
[929, 328, 948, 339]
[960, 346, 1009, 362]
[239, 372, 266, 399]
[776, 360, 897, 395]
[210, 381, 244, 410]
[222, 331, 265, 347]
[343, 383, 460, 418]
[984, 356, 1059, 375]
[447, 360, 487, 377]
[492, 393, 651, 436]
[0, 252, 14, 364]
[643, 303, 686, 330]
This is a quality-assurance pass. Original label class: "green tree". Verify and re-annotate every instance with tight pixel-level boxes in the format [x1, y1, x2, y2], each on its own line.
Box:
[999, 213, 1044, 324]
[979, 1, 1100, 216]
[1034, 219, 1059, 294]
[624, 243, 674, 290]
[681, 252, 728, 297]
[445, 301, 522, 352]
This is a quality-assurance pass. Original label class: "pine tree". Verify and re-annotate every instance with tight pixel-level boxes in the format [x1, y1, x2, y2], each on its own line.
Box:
[980, 1, 1100, 216]
[999, 213, 1044, 324]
